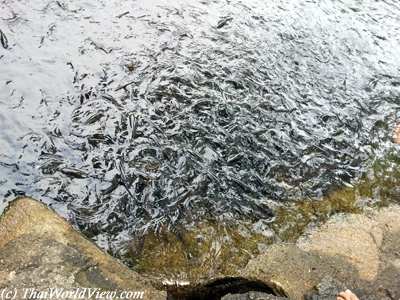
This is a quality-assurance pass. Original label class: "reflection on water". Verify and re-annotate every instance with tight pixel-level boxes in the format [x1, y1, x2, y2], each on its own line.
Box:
[1, 0, 400, 255]
[126, 152, 400, 281]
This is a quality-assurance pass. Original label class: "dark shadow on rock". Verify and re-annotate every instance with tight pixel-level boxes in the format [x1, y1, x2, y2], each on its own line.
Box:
[166, 277, 286, 300]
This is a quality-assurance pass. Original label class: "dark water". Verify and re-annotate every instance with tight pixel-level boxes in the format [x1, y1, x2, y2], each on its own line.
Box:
[1, 0, 400, 251]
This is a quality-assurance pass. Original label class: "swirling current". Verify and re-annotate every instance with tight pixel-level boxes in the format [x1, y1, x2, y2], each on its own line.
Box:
[1, 0, 400, 253]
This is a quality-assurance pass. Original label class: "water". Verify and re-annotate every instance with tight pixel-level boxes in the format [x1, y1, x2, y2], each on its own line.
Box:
[1, 0, 400, 254]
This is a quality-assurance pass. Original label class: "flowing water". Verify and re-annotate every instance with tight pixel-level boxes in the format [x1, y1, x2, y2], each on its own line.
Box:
[1, 0, 400, 258]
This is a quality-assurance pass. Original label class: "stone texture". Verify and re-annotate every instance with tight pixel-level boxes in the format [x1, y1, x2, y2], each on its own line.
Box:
[0, 197, 166, 300]
[297, 213, 383, 281]
[303, 276, 347, 300]
[242, 205, 400, 300]
[1, 198, 399, 300]
[242, 244, 356, 299]
[222, 291, 287, 300]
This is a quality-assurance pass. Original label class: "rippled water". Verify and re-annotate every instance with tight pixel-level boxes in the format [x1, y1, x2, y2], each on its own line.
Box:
[1, 0, 400, 252]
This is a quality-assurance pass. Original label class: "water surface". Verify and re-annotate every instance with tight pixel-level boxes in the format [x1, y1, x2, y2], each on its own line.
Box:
[1, 0, 400, 254]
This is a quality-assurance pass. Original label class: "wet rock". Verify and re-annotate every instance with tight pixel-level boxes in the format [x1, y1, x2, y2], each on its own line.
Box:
[125, 165, 399, 284]
[0, 197, 166, 300]
[126, 220, 274, 282]
[243, 205, 400, 300]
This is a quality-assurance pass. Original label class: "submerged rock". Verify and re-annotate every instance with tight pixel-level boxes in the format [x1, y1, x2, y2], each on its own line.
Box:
[0, 197, 166, 300]
[125, 220, 275, 282]
[1, 197, 399, 300]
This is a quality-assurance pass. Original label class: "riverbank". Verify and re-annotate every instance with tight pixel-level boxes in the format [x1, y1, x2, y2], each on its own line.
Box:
[1, 197, 399, 299]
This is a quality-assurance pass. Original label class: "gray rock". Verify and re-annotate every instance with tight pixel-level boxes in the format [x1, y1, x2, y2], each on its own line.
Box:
[222, 291, 287, 300]
[304, 276, 346, 300]
[0, 198, 166, 300]
[242, 205, 400, 300]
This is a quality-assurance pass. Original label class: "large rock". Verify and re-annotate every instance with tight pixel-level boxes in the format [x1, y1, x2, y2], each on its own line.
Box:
[0, 197, 166, 300]
[242, 206, 400, 300]
[241, 244, 354, 299]
[297, 213, 383, 281]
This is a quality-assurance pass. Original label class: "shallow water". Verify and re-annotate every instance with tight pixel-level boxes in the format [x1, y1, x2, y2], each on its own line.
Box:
[1, 0, 400, 254]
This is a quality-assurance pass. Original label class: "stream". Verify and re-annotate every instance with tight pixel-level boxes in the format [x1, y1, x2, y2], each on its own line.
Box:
[1, 0, 400, 260]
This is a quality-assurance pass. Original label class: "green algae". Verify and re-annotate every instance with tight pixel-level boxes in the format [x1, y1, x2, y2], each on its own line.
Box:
[126, 220, 273, 282]
[127, 151, 400, 281]
[273, 150, 400, 242]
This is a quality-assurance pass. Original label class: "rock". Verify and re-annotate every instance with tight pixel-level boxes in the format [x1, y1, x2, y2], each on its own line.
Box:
[4, 198, 398, 300]
[243, 205, 400, 300]
[0, 197, 166, 300]
[222, 291, 287, 300]
[304, 276, 346, 300]
[242, 244, 355, 299]
[297, 213, 383, 281]
[125, 220, 274, 282]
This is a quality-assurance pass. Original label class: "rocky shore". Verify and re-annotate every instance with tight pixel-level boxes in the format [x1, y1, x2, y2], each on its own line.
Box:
[242, 205, 400, 299]
[0, 198, 399, 299]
